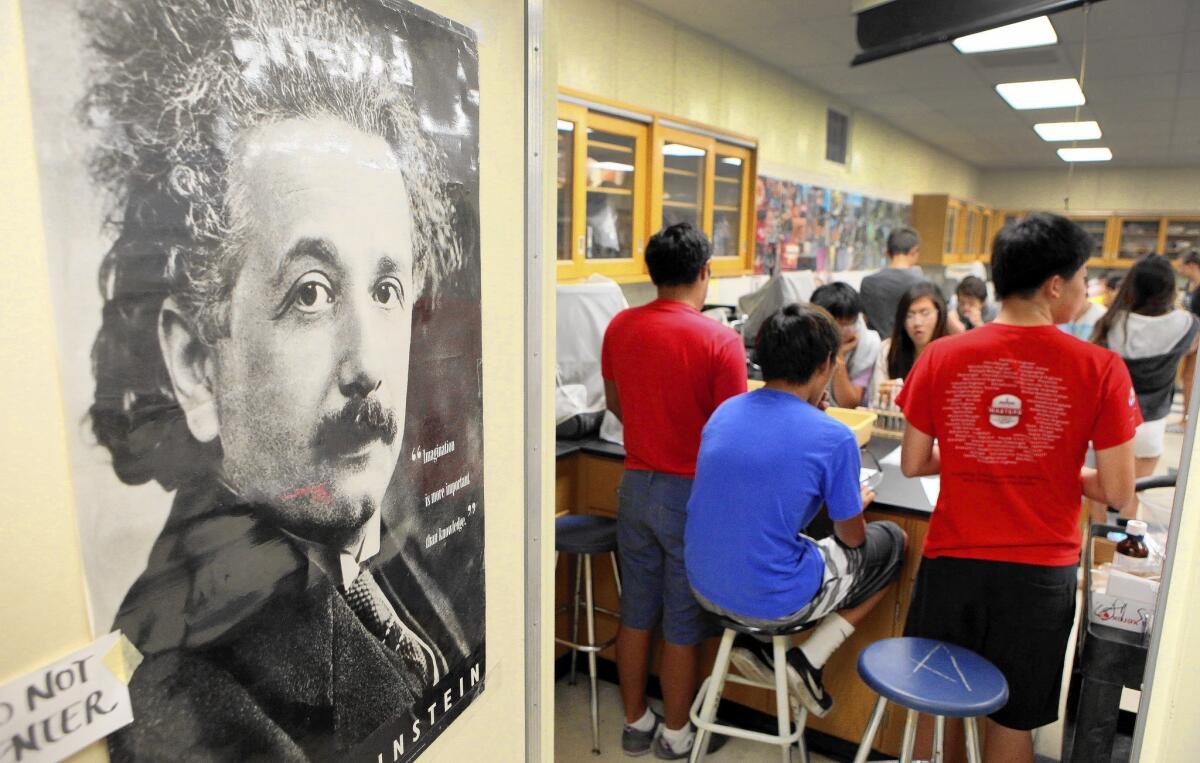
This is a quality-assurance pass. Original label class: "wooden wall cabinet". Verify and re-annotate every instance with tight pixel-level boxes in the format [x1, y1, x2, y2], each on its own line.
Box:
[556, 90, 757, 282]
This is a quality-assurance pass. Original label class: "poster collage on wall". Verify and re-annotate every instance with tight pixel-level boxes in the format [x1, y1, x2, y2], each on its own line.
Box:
[754, 175, 913, 275]
[20, 0, 485, 760]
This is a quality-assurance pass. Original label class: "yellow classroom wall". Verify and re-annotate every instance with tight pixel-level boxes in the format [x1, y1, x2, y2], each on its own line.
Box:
[0, 0, 538, 761]
[555, 0, 980, 204]
[980, 167, 1200, 213]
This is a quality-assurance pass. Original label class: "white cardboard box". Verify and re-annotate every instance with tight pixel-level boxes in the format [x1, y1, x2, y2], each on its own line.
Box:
[1089, 586, 1155, 634]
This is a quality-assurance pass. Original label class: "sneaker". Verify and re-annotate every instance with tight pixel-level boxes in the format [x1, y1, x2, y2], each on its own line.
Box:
[730, 634, 833, 718]
[622, 709, 662, 756]
[785, 647, 833, 718]
[651, 729, 728, 760]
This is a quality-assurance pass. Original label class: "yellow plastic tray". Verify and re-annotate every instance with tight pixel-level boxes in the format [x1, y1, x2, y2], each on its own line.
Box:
[826, 407, 877, 448]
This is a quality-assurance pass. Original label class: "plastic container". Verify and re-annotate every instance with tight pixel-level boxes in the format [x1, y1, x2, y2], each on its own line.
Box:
[826, 407, 878, 448]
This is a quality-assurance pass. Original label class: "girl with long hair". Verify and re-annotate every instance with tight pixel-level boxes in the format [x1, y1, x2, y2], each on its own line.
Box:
[1092, 254, 1199, 477]
[871, 281, 951, 405]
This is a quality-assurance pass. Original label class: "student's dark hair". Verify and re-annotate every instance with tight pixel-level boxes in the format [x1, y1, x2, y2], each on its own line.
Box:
[1105, 273, 1124, 291]
[644, 222, 711, 287]
[886, 227, 919, 257]
[754, 303, 841, 385]
[1091, 254, 1177, 346]
[991, 213, 1090, 299]
[955, 275, 988, 302]
[1183, 250, 1200, 267]
[887, 282, 949, 379]
[810, 282, 862, 321]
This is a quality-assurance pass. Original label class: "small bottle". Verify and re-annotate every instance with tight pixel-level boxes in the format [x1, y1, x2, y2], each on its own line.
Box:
[1114, 520, 1149, 572]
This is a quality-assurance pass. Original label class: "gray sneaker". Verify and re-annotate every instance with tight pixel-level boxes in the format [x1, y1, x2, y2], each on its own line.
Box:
[621, 709, 662, 757]
[651, 729, 728, 760]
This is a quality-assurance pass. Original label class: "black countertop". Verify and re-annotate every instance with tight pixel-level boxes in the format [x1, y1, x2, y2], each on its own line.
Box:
[555, 435, 935, 518]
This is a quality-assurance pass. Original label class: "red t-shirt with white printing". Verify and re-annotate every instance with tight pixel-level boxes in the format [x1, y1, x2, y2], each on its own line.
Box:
[602, 299, 747, 477]
[896, 323, 1141, 566]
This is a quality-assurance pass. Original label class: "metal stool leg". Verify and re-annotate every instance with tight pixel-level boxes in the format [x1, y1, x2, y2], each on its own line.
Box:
[691, 629, 736, 763]
[610, 551, 622, 597]
[773, 637, 792, 763]
[569, 553, 583, 685]
[795, 706, 809, 763]
[964, 717, 983, 763]
[933, 715, 945, 763]
[584, 554, 600, 754]
[852, 696, 888, 763]
[899, 708, 918, 763]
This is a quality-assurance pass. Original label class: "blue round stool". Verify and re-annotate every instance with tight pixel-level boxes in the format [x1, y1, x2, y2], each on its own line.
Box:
[852, 638, 1008, 763]
[554, 514, 621, 755]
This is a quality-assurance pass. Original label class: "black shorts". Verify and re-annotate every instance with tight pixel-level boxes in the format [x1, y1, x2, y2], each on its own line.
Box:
[904, 556, 1077, 731]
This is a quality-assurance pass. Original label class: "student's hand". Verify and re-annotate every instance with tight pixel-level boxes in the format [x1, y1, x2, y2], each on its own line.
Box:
[946, 310, 966, 335]
[839, 332, 859, 361]
[817, 390, 832, 411]
[860, 485, 876, 508]
[963, 304, 983, 328]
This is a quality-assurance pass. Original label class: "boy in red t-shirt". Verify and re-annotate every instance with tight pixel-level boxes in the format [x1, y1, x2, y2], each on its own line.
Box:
[601, 222, 747, 758]
[896, 213, 1139, 762]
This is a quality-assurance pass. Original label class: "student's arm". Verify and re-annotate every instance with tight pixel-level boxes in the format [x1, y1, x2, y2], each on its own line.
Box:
[833, 485, 875, 549]
[830, 356, 866, 408]
[711, 335, 749, 406]
[604, 379, 622, 422]
[1081, 441, 1135, 514]
[900, 424, 941, 477]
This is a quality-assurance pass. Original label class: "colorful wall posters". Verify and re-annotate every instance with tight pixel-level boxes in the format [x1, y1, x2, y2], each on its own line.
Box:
[20, 0, 485, 759]
[754, 175, 913, 275]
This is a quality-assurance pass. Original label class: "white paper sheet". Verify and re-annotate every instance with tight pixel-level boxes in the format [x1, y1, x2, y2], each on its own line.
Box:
[920, 476, 941, 507]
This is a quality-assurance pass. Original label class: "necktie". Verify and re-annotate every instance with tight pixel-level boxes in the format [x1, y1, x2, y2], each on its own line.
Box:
[344, 568, 434, 686]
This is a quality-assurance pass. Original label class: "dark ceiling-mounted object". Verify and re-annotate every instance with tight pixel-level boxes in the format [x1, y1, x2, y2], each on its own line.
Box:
[851, 0, 1105, 66]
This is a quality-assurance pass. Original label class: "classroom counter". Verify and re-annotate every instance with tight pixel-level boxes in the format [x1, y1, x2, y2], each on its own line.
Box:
[554, 434, 935, 756]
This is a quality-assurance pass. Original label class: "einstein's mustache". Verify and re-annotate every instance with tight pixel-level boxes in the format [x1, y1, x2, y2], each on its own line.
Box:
[312, 397, 399, 459]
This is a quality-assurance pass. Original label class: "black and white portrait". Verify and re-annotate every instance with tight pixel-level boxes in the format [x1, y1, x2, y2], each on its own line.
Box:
[19, 0, 484, 759]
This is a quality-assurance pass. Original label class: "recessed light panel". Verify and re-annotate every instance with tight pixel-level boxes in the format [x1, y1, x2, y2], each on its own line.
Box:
[1034, 121, 1102, 141]
[953, 16, 1058, 54]
[1057, 147, 1112, 162]
[995, 78, 1085, 110]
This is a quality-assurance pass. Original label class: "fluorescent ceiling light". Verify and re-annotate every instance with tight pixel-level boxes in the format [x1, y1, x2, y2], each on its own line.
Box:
[953, 16, 1057, 54]
[1034, 120, 1101, 141]
[995, 78, 1085, 110]
[720, 157, 742, 166]
[663, 143, 706, 157]
[557, 119, 574, 132]
[593, 161, 635, 172]
[1057, 147, 1112, 162]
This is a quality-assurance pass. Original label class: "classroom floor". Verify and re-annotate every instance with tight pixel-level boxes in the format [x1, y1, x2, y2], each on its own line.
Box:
[555, 403, 1191, 763]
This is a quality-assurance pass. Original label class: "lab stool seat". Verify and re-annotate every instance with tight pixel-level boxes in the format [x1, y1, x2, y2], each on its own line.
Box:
[554, 514, 621, 755]
[852, 637, 1009, 763]
[689, 615, 817, 763]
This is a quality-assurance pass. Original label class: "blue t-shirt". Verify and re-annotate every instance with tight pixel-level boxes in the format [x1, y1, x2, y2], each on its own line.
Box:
[684, 388, 863, 620]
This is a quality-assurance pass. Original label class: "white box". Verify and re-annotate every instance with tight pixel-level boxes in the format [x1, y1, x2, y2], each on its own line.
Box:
[1089, 585, 1155, 634]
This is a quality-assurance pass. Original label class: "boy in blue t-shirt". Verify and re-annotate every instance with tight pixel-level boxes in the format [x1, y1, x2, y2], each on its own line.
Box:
[685, 303, 906, 718]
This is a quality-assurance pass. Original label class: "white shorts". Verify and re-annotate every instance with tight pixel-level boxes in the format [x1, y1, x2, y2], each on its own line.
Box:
[1134, 417, 1167, 459]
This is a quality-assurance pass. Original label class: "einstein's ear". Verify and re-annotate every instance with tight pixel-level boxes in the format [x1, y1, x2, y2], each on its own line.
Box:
[159, 297, 220, 443]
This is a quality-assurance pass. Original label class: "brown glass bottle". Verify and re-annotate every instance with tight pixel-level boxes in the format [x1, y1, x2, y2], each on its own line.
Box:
[1115, 520, 1149, 566]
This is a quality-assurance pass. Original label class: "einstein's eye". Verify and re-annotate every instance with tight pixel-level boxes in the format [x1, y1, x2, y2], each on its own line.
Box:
[291, 272, 334, 313]
[373, 277, 405, 309]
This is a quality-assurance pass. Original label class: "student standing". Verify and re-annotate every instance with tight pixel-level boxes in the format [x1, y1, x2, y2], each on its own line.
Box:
[685, 304, 905, 719]
[601, 222, 747, 758]
[810, 282, 881, 408]
[897, 213, 1139, 762]
[1173, 251, 1200, 432]
[1092, 254, 1199, 477]
[860, 227, 927, 337]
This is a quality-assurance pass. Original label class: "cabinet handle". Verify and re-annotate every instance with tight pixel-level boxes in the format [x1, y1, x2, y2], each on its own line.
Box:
[577, 234, 585, 256]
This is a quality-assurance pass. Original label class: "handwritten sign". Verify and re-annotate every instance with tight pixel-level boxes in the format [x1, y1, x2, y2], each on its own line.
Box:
[0, 632, 140, 762]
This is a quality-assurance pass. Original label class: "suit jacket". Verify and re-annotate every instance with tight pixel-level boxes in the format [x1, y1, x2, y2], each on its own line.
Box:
[108, 477, 454, 762]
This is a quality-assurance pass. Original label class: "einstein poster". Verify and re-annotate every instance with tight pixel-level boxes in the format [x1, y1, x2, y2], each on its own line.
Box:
[19, 0, 485, 759]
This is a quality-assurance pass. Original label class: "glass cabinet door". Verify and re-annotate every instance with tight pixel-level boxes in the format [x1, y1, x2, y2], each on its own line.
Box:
[583, 111, 648, 269]
[1117, 218, 1163, 261]
[1070, 217, 1109, 261]
[943, 204, 959, 255]
[556, 112, 581, 264]
[1164, 218, 1200, 260]
[712, 144, 752, 265]
[659, 137, 711, 231]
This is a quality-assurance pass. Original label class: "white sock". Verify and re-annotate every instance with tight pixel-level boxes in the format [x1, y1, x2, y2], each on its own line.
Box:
[799, 613, 855, 668]
[627, 706, 656, 732]
[660, 722, 694, 750]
